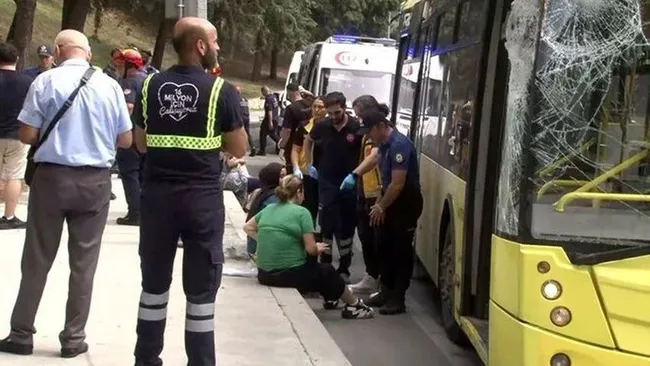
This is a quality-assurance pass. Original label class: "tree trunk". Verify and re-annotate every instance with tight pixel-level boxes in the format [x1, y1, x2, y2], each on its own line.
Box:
[269, 46, 279, 80]
[152, 18, 171, 70]
[62, 0, 91, 32]
[11, 0, 37, 71]
[6, 0, 18, 42]
[251, 30, 264, 81]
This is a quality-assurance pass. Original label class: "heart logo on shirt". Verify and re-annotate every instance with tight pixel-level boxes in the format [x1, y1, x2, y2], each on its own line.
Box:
[157, 82, 200, 122]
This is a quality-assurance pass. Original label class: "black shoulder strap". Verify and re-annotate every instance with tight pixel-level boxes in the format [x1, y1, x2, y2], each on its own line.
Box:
[33, 67, 97, 152]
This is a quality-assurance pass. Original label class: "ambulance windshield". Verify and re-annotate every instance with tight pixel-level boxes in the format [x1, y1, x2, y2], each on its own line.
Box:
[320, 69, 394, 108]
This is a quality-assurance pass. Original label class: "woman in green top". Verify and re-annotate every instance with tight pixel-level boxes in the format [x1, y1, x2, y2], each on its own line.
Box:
[244, 175, 373, 320]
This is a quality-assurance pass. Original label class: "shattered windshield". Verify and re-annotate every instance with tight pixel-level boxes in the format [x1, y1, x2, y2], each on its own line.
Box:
[496, 0, 650, 245]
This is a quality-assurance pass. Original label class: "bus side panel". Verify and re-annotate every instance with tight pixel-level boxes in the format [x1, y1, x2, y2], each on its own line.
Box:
[416, 154, 466, 295]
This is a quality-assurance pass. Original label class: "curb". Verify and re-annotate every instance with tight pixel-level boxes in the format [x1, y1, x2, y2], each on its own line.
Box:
[222, 192, 351, 366]
[271, 288, 353, 366]
[223, 191, 250, 261]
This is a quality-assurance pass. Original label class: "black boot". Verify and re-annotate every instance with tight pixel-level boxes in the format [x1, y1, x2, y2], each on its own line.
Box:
[379, 292, 406, 315]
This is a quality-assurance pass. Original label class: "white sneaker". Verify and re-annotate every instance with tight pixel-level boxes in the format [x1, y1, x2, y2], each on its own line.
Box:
[348, 274, 379, 293]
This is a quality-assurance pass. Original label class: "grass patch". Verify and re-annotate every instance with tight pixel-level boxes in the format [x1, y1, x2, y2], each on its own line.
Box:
[0, 0, 285, 99]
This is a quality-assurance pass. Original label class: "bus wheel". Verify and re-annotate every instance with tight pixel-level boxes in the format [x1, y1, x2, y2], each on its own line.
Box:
[438, 226, 467, 345]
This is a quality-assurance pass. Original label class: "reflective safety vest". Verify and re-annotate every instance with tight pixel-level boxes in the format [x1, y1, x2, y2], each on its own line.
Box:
[298, 118, 316, 174]
[360, 135, 381, 198]
[140, 73, 225, 150]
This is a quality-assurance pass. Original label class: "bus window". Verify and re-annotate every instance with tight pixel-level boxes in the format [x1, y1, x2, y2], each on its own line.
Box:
[319, 69, 394, 107]
[436, 9, 457, 50]
[435, 46, 482, 179]
[457, 0, 485, 44]
[420, 55, 444, 159]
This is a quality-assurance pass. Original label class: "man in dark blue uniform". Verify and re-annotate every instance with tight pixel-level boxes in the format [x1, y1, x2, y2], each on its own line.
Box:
[115, 48, 147, 225]
[131, 17, 247, 366]
[308, 92, 361, 284]
[359, 108, 423, 315]
[258, 85, 280, 156]
[23, 44, 55, 79]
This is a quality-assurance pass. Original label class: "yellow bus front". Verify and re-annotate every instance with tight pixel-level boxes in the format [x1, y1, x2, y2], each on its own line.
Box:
[490, 0, 650, 364]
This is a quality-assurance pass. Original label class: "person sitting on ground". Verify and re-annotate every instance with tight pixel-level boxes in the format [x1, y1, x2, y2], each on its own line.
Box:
[221, 152, 252, 205]
[243, 175, 374, 320]
[244, 162, 284, 257]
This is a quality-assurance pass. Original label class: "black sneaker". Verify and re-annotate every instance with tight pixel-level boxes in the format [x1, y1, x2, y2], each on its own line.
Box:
[379, 298, 406, 315]
[0, 216, 27, 230]
[323, 300, 339, 310]
[342, 300, 374, 319]
[0, 336, 33, 355]
[365, 291, 388, 308]
[249, 149, 257, 157]
[116, 213, 140, 226]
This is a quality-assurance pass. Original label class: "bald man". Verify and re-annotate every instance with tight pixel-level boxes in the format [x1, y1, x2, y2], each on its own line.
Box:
[131, 17, 246, 366]
[0, 29, 132, 358]
[235, 85, 255, 153]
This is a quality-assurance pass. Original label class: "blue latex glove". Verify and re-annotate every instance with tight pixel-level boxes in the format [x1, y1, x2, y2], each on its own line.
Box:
[293, 167, 303, 180]
[308, 165, 318, 180]
[340, 173, 357, 191]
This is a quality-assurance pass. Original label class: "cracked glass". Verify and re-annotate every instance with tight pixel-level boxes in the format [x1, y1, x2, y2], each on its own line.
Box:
[496, 0, 650, 245]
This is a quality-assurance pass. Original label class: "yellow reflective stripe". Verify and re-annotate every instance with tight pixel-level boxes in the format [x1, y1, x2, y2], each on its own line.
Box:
[146, 135, 222, 150]
[206, 77, 225, 138]
[141, 74, 155, 130]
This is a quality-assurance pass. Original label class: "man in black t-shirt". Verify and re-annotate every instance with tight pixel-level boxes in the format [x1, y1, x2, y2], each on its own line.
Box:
[131, 17, 247, 366]
[281, 83, 311, 172]
[0, 42, 33, 230]
[308, 92, 362, 283]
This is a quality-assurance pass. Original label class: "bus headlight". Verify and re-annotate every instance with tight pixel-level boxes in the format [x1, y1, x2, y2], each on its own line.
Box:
[541, 280, 562, 300]
[550, 353, 571, 366]
[550, 307, 572, 327]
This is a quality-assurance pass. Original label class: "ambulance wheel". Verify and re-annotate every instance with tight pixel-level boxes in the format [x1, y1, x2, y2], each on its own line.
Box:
[438, 225, 468, 345]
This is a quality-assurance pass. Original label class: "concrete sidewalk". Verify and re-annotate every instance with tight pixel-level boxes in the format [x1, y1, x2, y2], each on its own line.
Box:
[0, 178, 350, 366]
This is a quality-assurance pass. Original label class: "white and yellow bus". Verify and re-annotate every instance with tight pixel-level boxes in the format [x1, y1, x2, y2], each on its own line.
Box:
[394, 0, 650, 365]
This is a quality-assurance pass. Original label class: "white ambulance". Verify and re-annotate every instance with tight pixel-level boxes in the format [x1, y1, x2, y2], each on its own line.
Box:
[297, 35, 398, 111]
[280, 51, 305, 108]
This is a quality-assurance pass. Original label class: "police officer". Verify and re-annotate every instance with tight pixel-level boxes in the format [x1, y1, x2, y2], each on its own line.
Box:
[115, 48, 147, 225]
[131, 17, 247, 366]
[306, 92, 361, 283]
[358, 107, 423, 315]
[235, 85, 256, 155]
[258, 85, 280, 156]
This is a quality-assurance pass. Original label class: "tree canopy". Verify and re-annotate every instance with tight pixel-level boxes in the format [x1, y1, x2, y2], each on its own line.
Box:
[6, 0, 400, 76]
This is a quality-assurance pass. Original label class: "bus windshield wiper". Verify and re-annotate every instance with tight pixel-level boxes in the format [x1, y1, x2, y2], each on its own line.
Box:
[566, 245, 650, 265]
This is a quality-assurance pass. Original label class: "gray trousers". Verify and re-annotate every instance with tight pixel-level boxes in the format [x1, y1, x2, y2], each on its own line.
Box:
[9, 163, 111, 348]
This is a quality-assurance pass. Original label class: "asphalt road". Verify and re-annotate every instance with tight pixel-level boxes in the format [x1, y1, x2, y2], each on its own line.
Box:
[244, 141, 482, 366]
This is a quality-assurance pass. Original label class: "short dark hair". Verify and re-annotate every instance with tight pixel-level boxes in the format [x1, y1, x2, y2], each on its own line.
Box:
[324, 92, 346, 109]
[0, 42, 19, 65]
[110, 48, 121, 58]
[352, 95, 390, 116]
[286, 83, 299, 92]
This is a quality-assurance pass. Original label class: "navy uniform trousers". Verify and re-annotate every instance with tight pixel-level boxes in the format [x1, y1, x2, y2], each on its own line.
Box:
[134, 183, 225, 366]
[318, 179, 357, 271]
